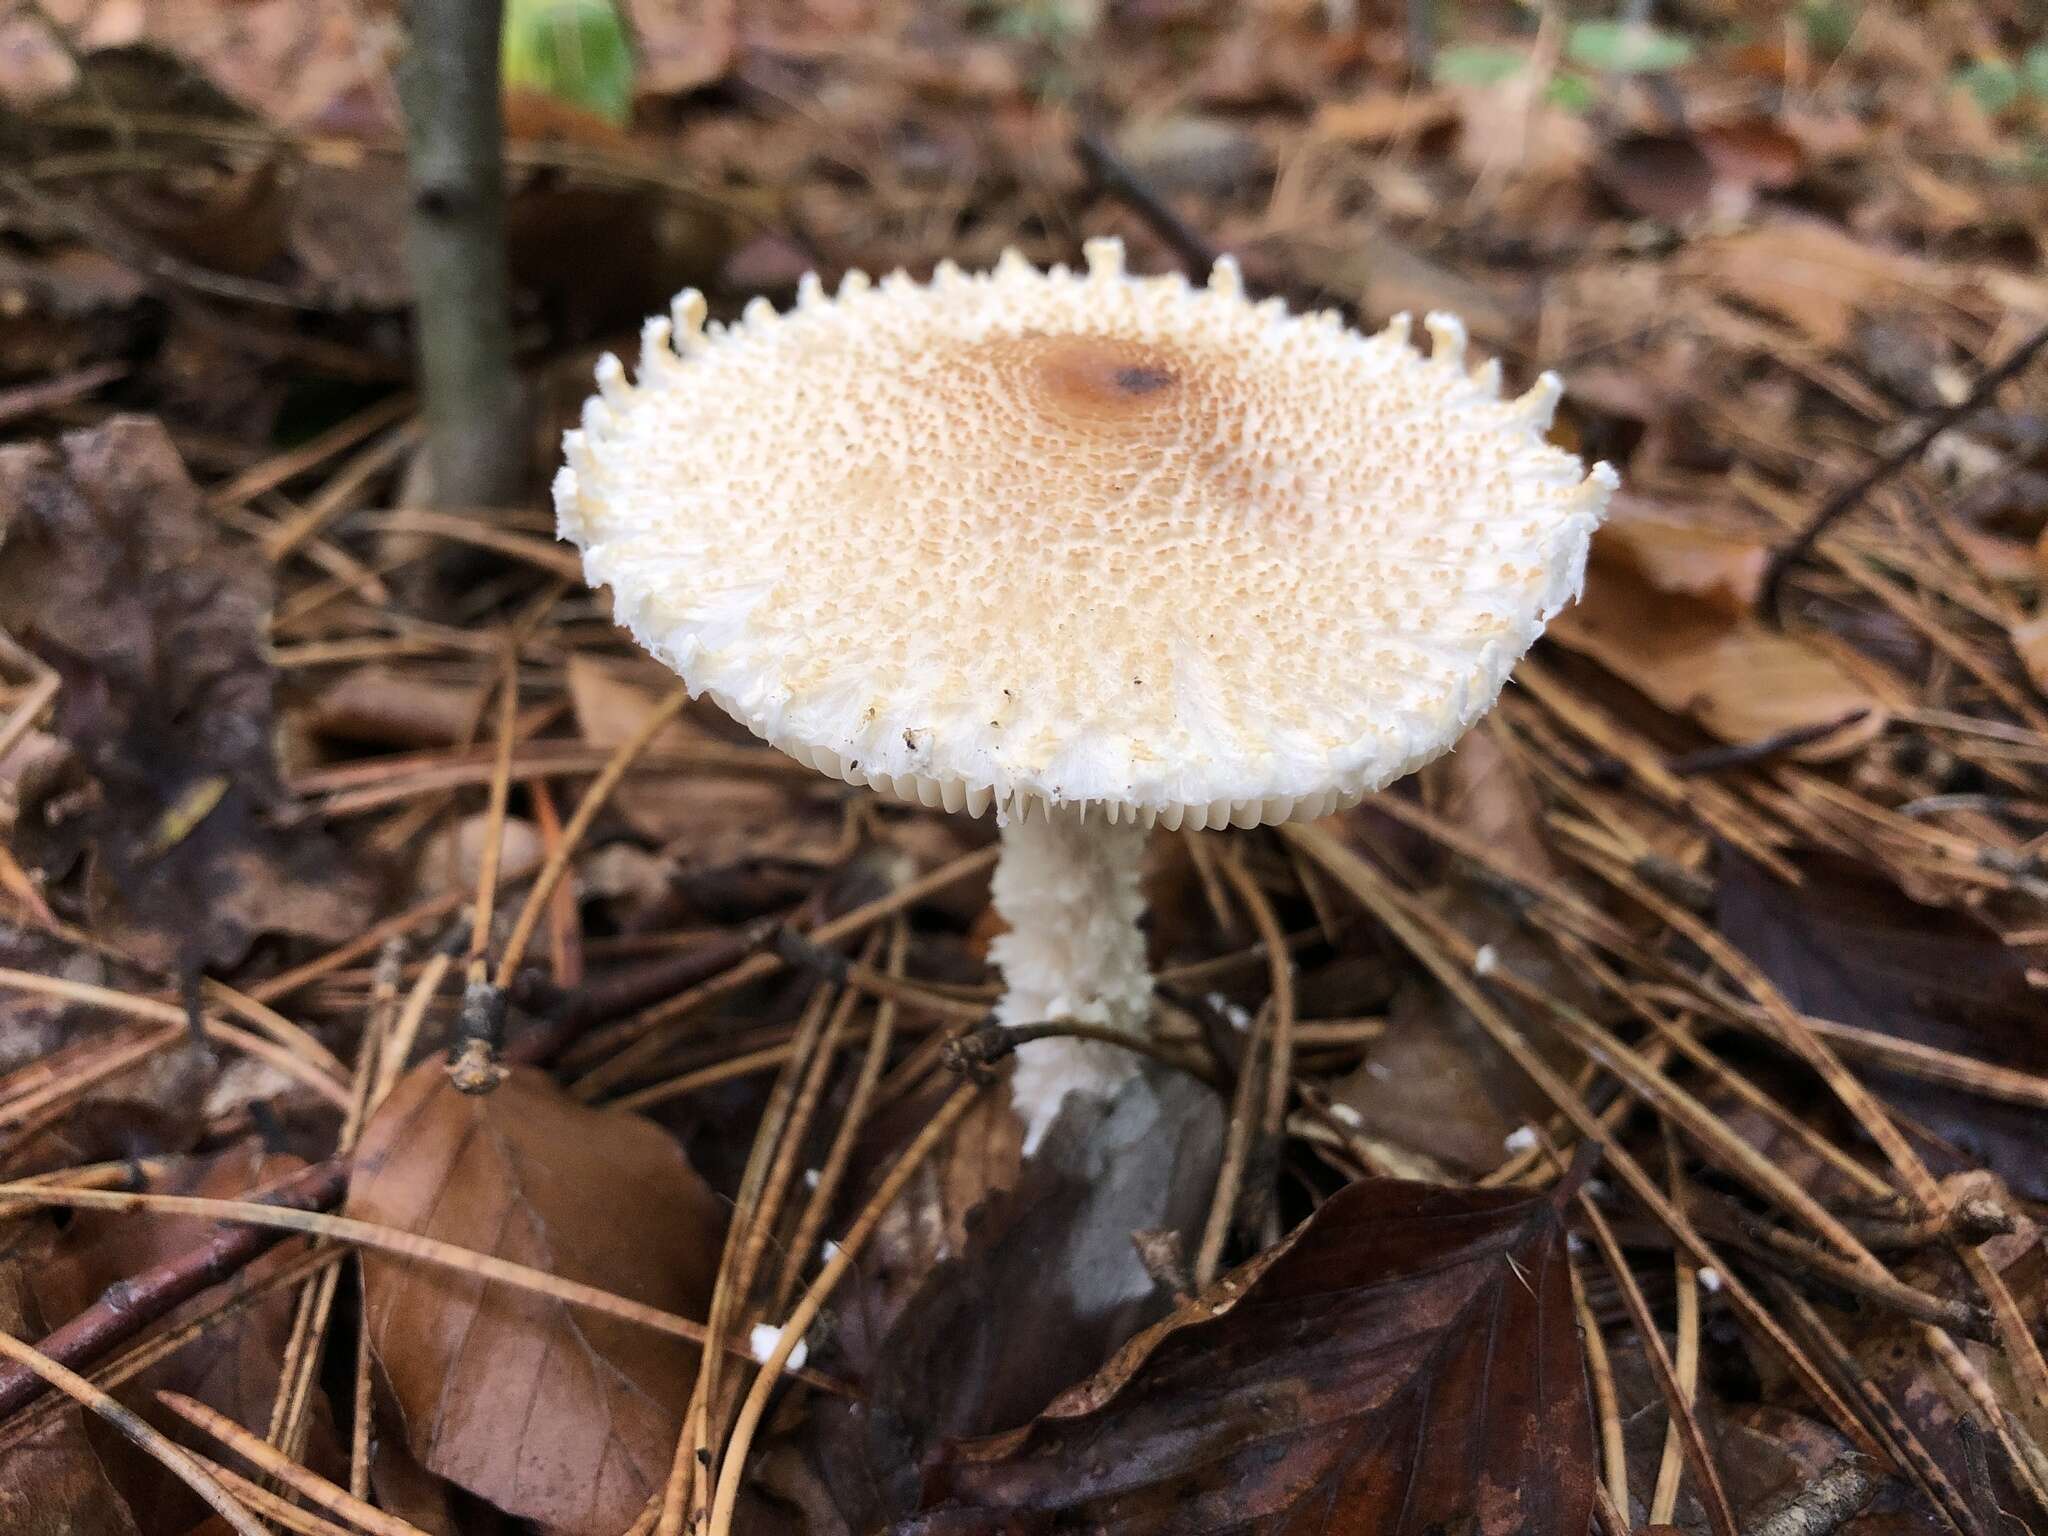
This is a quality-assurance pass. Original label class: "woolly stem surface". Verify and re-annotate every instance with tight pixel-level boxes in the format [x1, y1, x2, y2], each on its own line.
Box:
[989, 810, 1153, 1149]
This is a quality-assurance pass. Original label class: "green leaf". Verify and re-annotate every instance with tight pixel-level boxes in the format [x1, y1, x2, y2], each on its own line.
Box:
[1798, 0, 1857, 56]
[502, 0, 636, 127]
[1953, 59, 2021, 115]
[1566, 20, 1695, 74]
[1431, 43, 1529, 87]
[1545, 70, 1596, 112]
[2023, 44, 2048, 100]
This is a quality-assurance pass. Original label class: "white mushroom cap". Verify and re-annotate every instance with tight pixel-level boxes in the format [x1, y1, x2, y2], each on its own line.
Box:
[556, 238, 1615, 830]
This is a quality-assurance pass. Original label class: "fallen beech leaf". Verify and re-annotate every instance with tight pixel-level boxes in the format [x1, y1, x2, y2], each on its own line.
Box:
[1327, 873, 1584, 1179]
[29, 1143, 338, 1536]
[33, 47, 289, 281]
[286, 165, 415, 310]
[347, 1063, 724, 1536]
[623, 0, 738, 99]
[1595, 506, 1768, 612]
[1551, 513, 1887, 759]
[60, 2, 384, 126]
[1422, 719, 1556, 883]
[1452, 78, 1596, 187]
[415, 813, 546, 900]
[0, 1262, 142, 1536]
[787, 1069, 1222, 1532]
[363, 1392, 463, 1536]
[566, 654, 698, 756]
[1716, 848, 2048, 1201]
[568, 654, 842, 862]
[0, 418, 375, 974]
[1604, 1337, 1888, 1534]
[900, 1177, 1591, 1535]
[1692, 220, 1935, 350]
[821, 1082, 1029, 1356]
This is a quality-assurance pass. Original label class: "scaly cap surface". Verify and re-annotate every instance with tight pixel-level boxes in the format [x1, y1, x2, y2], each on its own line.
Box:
[556, 239, 1615, 829]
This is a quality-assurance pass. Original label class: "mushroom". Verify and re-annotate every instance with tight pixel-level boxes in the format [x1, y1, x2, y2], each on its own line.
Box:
[556, 239, 1615, 1143]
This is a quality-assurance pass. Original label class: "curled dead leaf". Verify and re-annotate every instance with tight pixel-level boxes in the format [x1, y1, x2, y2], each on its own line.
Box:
[787, 1069, 1222, 1531]
[900, 1176, 1592, 1536]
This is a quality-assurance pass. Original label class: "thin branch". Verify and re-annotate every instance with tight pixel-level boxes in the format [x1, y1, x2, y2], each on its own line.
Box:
[0, 1160, 345, 1422]
[0, 1327, 267, 1536]
[1759, 317, 2048, 621]
[1074, 128, 1219, 277]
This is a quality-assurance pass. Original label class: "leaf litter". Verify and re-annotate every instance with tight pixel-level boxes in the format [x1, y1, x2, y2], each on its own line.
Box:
[900, 1175, 1592, 1536]
[0, 3, 2046, 1536]
[349, 1062, 725, 1536]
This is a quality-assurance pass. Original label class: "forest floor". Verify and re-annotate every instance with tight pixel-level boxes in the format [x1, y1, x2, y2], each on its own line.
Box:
[0, 3, 2046, 1535]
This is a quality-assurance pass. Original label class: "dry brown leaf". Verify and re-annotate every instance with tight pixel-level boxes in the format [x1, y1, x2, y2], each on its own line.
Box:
[1595, 506, 1769, 613]
[347, 1063, 724, 1536]
[1550, 514, 1887, 759]
[566, 655, 699, 756]
[624, 0, 739, 99]
[1310, 89, 1455, 146]
[0, 1261, 142, 1536]
[851, 1084, 1028, 1345]
[567, 654, 842, 863]
[1693, 220, 1938, 350]
[1327, 885, 1580, 1179]
[28, 1143, 340, 1536]
[415, 813, 546, 901]
[795, 1069, 1222, 1532]
[902, 1176, 1592, 1535]
[0, 418, 375, 974]
[1718, 848, 2048, 1203]
[33, 0, 387, 125]
[1420, 719, 1556, 883]
[363, 1391, 463, 1536]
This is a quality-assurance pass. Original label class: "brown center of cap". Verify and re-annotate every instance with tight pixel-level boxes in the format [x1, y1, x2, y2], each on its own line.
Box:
[977, 334, 1186, 429]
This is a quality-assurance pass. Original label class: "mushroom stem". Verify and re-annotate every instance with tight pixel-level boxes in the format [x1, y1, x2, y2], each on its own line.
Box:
[989, 809, 1153, 1147]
